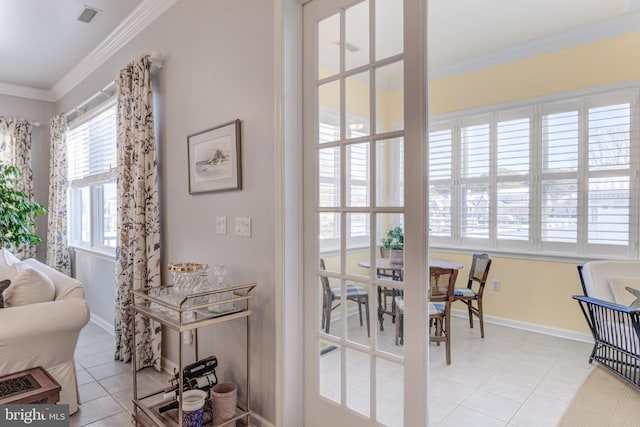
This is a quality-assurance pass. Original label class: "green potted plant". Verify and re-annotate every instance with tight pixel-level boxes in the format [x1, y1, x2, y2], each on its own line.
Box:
[381, 225, 404, 264]
[0, 163, 47, 251]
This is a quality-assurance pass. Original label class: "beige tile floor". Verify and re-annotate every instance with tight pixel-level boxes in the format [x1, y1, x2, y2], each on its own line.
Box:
[71, 313, 595, 426]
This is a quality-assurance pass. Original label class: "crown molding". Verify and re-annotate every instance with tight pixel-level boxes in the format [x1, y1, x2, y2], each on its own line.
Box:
[431, 11, 640, 80]
[49, 0, 178, 101]
[0, 82, 56, 102]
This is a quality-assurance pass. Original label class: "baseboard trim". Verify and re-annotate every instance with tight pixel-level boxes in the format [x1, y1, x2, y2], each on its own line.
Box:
[89, 314, 114, 335]
[450, 309, 593, 343]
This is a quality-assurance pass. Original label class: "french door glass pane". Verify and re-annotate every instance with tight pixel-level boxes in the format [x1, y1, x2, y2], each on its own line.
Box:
[376, 358, 404, 427]
[319, 81, 341, 143]
[346, 72, 371, 137]
[318, 13, 340, 79]
[345, 281, 371, 346]
[319, 212, 341, 272]
[375, 62, 404, 132]
[319, 340, 341, 403]
[375, 0, 403, 61]
[346, 142, 370, 207]
[345, 0, 369, 71]
[376, 212, 404, 357]
[319, 146, 340, 207]
[376, 138, 404, 207]
[318, 272, 341, 338]
[347, 212, 370, 262]
[346, 348, 370, 417]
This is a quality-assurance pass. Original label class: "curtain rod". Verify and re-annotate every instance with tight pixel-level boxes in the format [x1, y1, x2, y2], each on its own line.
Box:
[64, 51, 163, 120]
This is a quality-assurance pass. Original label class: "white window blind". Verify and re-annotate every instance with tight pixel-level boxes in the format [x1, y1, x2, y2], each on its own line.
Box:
[587, 97, 632, 247]
[497, 111, 530, 241]
[68, 106, 117, 182]
[429, 87, 638, 258]
[429, 126, 452, 237]
[460, 119, 490, 239]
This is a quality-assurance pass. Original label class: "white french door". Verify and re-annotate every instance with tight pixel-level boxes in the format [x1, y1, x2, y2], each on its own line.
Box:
[302, 0, 429, 425]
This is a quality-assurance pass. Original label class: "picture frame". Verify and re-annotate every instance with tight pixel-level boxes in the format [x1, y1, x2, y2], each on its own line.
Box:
[187, 119, 242, 194]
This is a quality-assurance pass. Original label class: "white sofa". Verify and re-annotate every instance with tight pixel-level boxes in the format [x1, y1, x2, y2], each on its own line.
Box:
[576, 261, 640, 388]
[0, 254, 90, 414]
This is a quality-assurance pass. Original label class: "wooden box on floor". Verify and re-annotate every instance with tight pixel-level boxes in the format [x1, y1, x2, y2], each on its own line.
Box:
[0, 366, 61, 404]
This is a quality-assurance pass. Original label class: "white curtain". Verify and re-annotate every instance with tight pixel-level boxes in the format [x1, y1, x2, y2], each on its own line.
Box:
[113, 54, 162, 370]
[0, 117, 36, 260]
[46, 114, 71, 274]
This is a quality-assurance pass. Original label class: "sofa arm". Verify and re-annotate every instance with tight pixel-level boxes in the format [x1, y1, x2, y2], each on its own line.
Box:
[0, 299, 90, 375]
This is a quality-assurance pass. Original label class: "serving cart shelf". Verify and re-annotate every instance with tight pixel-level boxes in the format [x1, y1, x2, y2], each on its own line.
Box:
[131, 282, 256, 427]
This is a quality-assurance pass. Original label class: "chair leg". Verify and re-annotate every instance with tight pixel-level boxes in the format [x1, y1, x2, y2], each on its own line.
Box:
[324, 298, 332, 334]
[357, 297, 364, 326]
[364, 295, 370, 337]
[478, 299, 484, 338]
[444, 314, 451, 365]
[321, 297, 326, 331]
[467, 301, 474, 329]
[377, 287, 384, 331]
[395, 308, 403, 345]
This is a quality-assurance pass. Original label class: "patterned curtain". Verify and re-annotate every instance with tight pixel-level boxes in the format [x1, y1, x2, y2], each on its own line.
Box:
[0, 117, 36, 260]
[46, 114, 71, 275]
[113, 54, 162, 370]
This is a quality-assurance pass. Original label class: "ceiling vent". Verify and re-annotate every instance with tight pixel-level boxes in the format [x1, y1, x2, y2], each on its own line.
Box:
[333, 41, 361, 53]
[78, 7, 99, 23]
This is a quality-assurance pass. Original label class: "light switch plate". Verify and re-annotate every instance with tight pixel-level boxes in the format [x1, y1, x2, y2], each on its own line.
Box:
[235, 217, 251, 237]
[216, 216, 227, 235]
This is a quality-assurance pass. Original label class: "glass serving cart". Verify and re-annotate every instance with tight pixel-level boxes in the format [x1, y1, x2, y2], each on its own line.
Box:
[131, 282, 256, 426]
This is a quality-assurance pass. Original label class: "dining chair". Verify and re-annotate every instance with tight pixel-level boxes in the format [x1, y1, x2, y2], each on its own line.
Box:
[376, 247, 402, 332]
[453, 253, 491, 338]
[394, 267, 457, 365]
[320, 259, 370, 337]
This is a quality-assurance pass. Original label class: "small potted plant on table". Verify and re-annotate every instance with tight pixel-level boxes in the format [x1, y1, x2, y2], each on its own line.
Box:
[381, 225, 404, 264]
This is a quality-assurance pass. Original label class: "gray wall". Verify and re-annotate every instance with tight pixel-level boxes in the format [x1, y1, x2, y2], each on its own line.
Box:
[56, 0, 277, 422]
[0, 94, 54, 262]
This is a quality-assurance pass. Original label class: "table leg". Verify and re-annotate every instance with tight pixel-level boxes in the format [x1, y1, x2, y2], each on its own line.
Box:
[377, 286, 385, 331]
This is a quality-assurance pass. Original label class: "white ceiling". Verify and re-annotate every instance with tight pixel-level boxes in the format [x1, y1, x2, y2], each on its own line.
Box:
[1, 0, 639, 100]
[0, 0, 142, 90]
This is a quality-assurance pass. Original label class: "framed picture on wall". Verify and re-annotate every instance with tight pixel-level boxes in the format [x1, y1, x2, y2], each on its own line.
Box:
[187, 119, 242, 194]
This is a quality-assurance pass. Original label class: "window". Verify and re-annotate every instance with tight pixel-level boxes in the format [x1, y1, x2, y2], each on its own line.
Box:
[67, 102, 117, 251]
[429, 88, 638, 258]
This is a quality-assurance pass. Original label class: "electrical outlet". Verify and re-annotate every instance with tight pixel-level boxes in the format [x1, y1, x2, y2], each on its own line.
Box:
[216, 216, 226, 235]
[492, 279, 500, 291]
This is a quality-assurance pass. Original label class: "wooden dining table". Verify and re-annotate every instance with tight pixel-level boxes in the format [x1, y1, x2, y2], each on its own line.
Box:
[357, 258, 463, 331]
